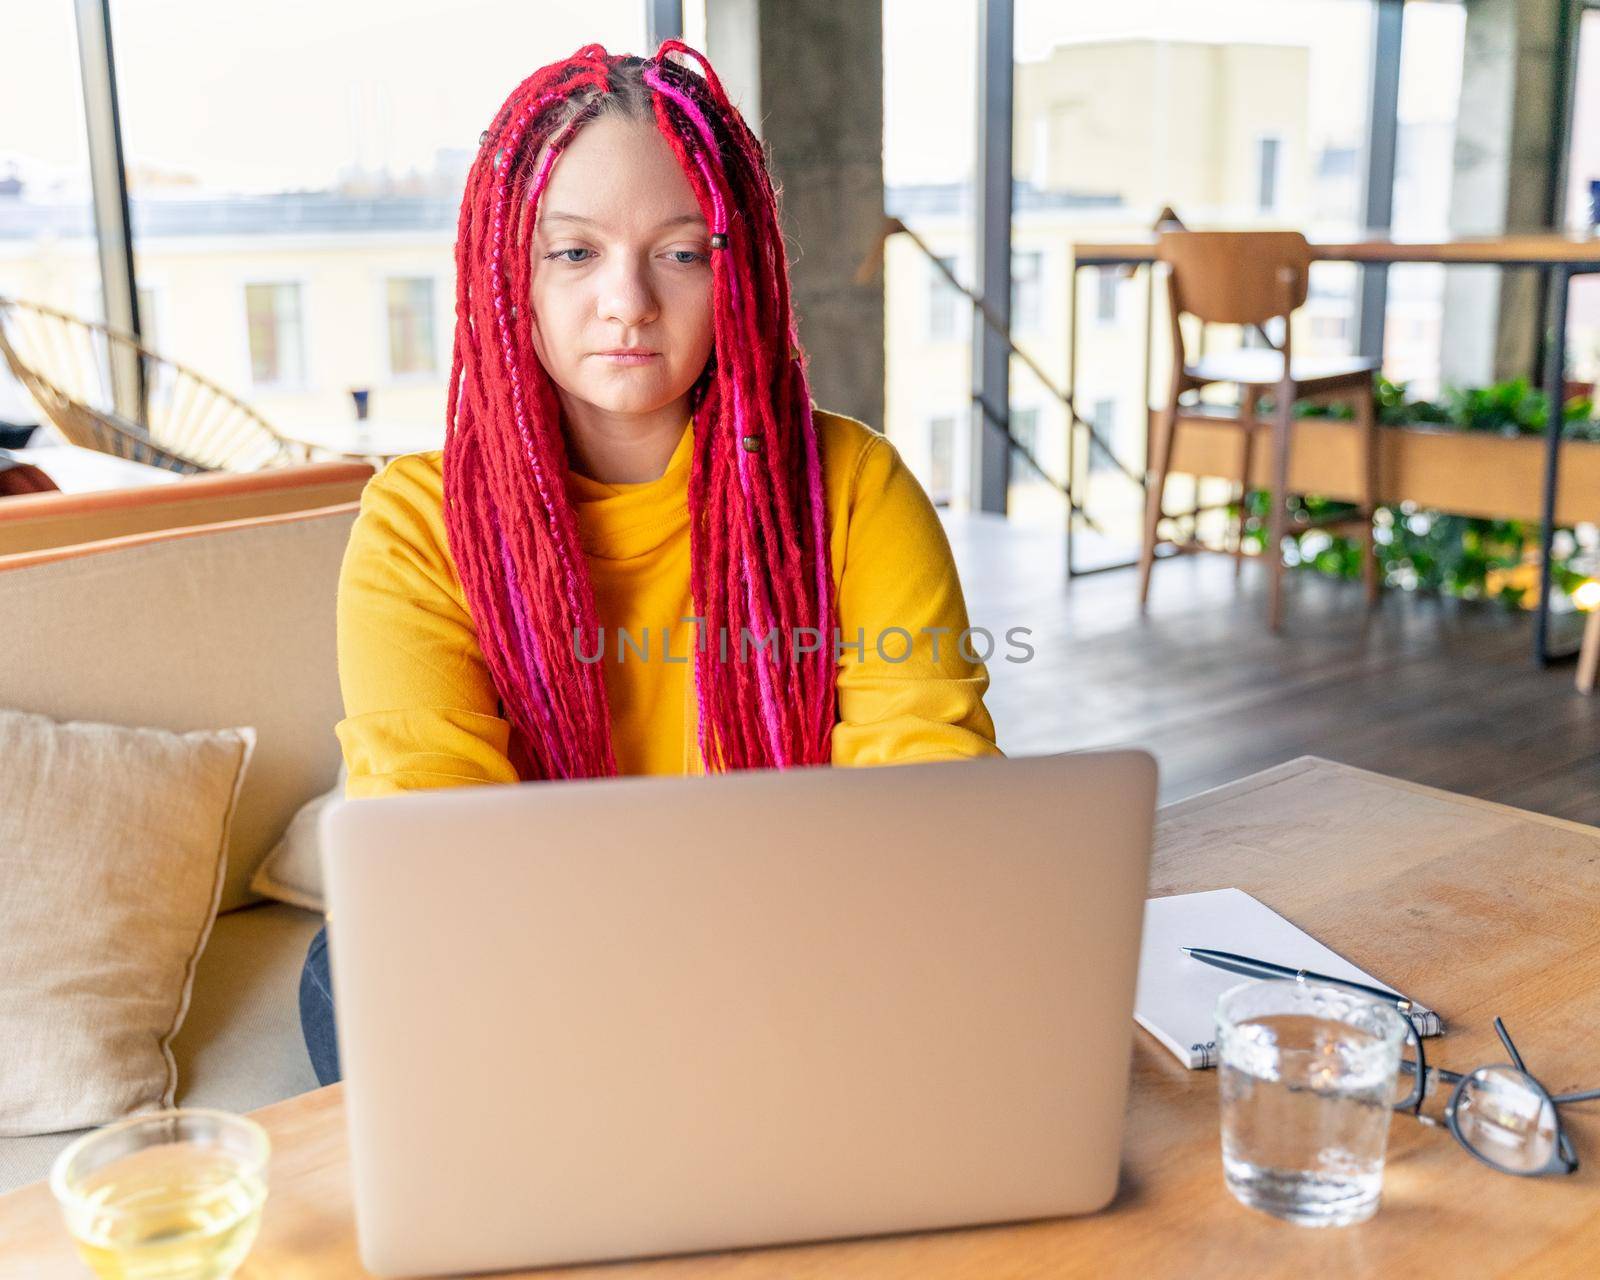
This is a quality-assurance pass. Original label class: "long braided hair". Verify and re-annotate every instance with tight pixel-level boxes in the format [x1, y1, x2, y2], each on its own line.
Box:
[444, 42, 836, 780]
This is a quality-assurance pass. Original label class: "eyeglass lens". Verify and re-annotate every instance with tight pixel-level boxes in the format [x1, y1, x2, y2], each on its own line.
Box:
[1453, 1067, 1559, 1173]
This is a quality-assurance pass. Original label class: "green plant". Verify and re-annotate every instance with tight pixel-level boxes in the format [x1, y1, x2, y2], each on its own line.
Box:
[1237, 377, 1598, 607]
[1297, 375, 1599, 439]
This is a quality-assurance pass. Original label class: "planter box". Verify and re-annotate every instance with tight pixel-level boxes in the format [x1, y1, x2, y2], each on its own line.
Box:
[1168, 416, 1600, 526]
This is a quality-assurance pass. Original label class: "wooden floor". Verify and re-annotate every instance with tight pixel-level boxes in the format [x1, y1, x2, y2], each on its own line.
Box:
[945, 514, 1600, 826]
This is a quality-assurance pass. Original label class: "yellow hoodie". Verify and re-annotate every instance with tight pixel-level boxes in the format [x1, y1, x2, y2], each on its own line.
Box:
[335, 410, 1001, 797]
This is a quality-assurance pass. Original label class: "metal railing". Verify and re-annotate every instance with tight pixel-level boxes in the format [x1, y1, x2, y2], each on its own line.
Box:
[858, 215, 1151, 539]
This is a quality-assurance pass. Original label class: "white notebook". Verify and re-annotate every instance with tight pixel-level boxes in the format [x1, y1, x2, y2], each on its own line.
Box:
[1134, 888, 1443, 1069]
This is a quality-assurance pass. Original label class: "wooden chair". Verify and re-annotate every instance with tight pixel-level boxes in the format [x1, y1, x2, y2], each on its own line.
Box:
[0, 296, 298, 474]
[1137, 231, 1382, 631]
[1579, 607, 1598, 695]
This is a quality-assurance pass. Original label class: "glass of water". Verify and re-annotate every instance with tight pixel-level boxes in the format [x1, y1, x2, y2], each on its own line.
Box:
[50, 1108, 269, 1280]
[1216, 979, 1408, 1227]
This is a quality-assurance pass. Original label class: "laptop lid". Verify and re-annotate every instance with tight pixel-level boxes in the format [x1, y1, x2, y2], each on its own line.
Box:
[320, 749, 1156, 1276]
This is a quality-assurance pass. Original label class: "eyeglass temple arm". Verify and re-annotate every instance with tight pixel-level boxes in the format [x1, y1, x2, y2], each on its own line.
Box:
[1493, 1017, 1530, 1073]
[1494, 1018, 1599, 1109]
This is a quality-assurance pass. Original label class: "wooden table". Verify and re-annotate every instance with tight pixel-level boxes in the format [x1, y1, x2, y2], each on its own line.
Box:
[1068, 233, 1600, 667]
[276, 421, 445, 466]
[4, 757, 1599, 1278]
[7, 443, 184, 494]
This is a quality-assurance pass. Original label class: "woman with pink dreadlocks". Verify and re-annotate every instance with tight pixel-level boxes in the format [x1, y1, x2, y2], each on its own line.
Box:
[299, 43, 1000, 1083]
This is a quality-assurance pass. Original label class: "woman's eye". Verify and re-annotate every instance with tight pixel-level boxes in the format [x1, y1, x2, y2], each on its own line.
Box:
[668, 250, 707, 265]
[546, 248, 593, 264]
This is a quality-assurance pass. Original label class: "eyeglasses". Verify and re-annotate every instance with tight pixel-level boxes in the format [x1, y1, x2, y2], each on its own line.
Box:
[1393, 1013, 1600, 1176]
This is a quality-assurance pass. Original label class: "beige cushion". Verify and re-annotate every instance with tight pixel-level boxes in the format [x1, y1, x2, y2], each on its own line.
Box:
[250, 766, 344, 912]
[0, 901, 323, 1193]
[0, 506, 356, 911]
[0, 709, 255, 1137]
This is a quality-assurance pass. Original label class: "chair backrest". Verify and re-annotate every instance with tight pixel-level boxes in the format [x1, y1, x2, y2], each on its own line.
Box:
[0, 503, 359, 912]
[1156, 230, 1312, 326]
[0, 458, 373, 556]
[0, 296, 294, 473]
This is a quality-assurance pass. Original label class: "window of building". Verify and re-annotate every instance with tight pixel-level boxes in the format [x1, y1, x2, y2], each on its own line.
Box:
[1011, 406, 1040, 457]
[1257, 135, 1282, 214]
[244, 282, 306, 388]
[928, 414, 956, 502]
[1012, 250, 1044, 332]
[1088, 397, 1117, 473]
[1095, 268, 1119, 324]
[1309, 313, 1349, 343]
[928, 256, 961, 341]
[386, 277, 437, 377]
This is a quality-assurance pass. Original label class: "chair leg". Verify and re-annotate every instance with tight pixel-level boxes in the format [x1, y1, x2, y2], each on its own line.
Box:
[1355, 380, 1381, 607]
[1266, 385, 1294, 633]
[1235, 387, 1258, 581]
[1578, 607, 1600, 695]
[1138, 404, 1178, 612]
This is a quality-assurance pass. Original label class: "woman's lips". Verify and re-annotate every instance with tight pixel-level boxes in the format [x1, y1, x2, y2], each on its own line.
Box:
[594, 351, 661, 365]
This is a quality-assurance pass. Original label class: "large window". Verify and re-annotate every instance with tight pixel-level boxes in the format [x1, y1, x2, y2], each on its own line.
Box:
[105, 0, 646, 445]
[1004, 0, 1376, 550]
[883, 0, 979, 506]
[0, 5, 95, 433]
[1567, 5, 1600, 387]
[1383, 0, 1466, 396]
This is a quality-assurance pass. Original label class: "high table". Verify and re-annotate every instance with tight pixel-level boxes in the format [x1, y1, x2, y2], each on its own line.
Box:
[1069, 233, 1600, 666]
[3, 756, 1597, 1278]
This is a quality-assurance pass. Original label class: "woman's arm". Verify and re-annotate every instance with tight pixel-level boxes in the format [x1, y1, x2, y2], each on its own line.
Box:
[829, 431, 1003, 765]
[334, 456, 521, 798]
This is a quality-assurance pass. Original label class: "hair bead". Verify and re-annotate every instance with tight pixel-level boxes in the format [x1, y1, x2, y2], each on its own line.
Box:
[741, 434, 763, 453]
[709, 233, 728, 250]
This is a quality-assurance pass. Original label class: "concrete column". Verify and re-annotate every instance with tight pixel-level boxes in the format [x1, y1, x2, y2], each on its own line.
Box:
[1441, 0, 1569, 387]
[704, 0, 886, 431]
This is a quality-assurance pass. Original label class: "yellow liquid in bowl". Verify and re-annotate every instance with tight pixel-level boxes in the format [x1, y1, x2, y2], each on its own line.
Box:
[66, 1144, 266, 1280]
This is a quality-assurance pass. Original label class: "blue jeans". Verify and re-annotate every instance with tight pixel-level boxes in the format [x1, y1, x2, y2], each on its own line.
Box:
[298, 925, 342, 1086]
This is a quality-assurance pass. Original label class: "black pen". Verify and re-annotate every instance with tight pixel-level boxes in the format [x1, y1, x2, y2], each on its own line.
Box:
[1181, 947, 1445, 1035]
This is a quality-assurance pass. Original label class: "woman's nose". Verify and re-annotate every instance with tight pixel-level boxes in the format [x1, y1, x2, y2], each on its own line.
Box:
[598, 259, 659, 328]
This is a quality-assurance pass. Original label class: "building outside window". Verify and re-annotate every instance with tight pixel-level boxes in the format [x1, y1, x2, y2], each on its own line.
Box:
[1309, 313, 1348, 344]
[386, 277, 437, 377]
[928, 414, 956, 502]
[1095, 267, 1119, 325]
[928, 255, 962, 341]
[244, 282, 306, 388]
[1257, 135, 1283, 214]
[1088, 397, 1117, 473]
[1011, 406, 1040, 457]
[1012, 250, 1044, 332]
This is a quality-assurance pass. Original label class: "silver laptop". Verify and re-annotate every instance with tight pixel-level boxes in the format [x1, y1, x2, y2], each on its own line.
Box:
[319, 749, 1157, 1277]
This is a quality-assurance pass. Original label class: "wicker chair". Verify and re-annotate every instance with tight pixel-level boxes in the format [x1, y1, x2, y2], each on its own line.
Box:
[0, 296, 299, 474]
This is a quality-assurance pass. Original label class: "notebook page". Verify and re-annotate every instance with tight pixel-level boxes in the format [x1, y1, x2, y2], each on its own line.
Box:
[1134, 887, 1442, 1070]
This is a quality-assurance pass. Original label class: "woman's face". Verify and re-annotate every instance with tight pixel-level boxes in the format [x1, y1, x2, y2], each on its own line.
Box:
[528, 113, 716, 423]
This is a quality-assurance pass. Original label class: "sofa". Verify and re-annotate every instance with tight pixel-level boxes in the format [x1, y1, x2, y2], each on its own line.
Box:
[0, 458, 372, 557]
[0, 502, 358, 1191]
